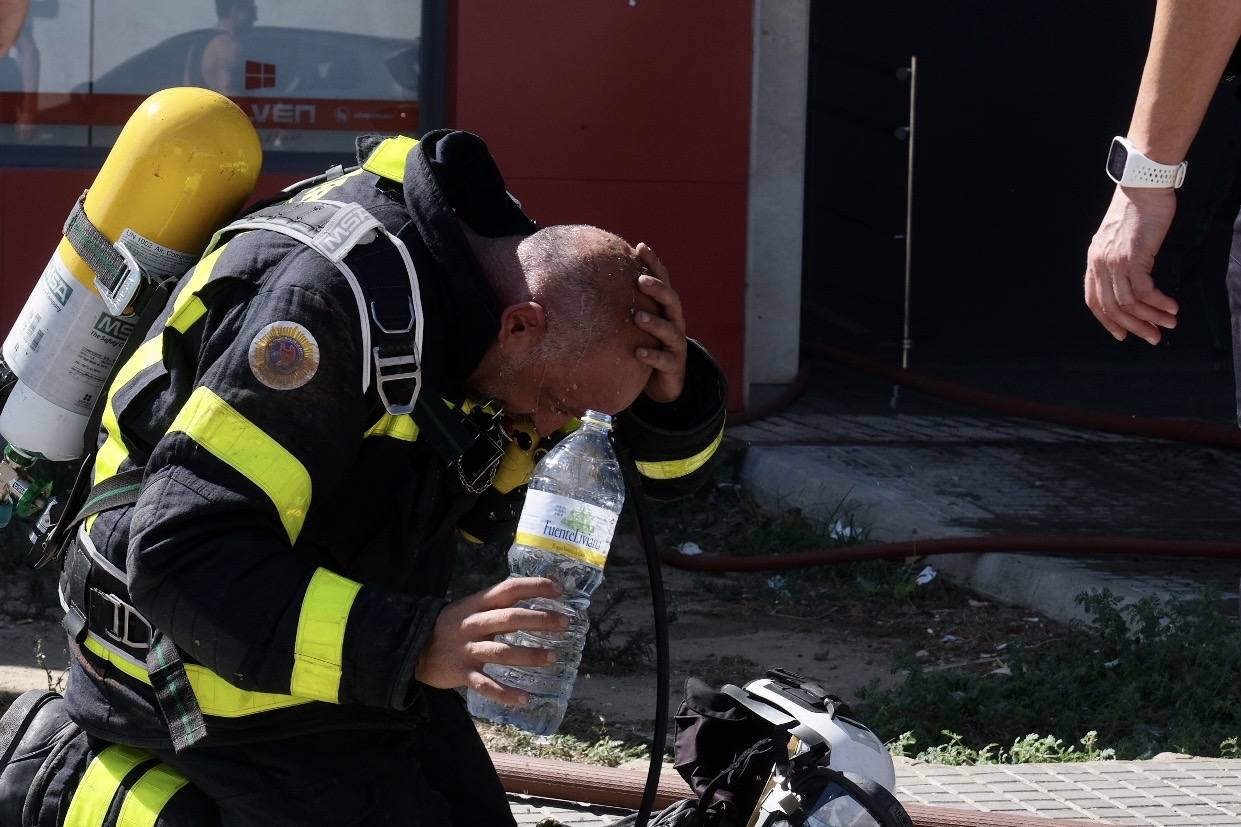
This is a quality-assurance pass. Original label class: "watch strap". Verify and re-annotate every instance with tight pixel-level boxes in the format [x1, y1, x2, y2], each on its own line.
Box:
[1109, 136, 1187, 189]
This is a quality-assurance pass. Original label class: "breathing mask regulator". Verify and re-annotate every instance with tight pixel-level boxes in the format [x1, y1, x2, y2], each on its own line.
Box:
[616, 668, 911, 827]
[736, 671, 910, 827]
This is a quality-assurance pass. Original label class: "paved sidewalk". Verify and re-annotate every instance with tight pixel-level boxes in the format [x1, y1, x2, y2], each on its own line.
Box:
[509, 758, 1241, 825]
[732, 371, 1241, 627]
[896, 758, 1241, 825]
[505, 365, 1241, 826]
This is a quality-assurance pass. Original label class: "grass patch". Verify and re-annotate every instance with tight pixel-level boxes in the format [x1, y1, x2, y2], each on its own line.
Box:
[476, 705, 649, 767]
[860, 589, 1241, 760]
[581, 587, 654, 675]
[889, 730, 1115, 766]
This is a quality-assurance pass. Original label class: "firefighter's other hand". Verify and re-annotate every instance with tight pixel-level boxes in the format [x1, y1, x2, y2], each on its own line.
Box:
[1084, 186, 1179, 345]
[634, 242, 687, 403]
[416, 577, 568, 704]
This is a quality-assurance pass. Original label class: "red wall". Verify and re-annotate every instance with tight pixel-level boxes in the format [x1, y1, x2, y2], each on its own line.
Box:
[0, 170, 92, 326]
[0, 170, 303, 329]
[450, 1, 752, 407]
[1, 2, 754, 406]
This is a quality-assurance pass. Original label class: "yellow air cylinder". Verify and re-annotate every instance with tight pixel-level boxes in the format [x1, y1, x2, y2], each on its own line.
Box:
[0, 87, 261, 460]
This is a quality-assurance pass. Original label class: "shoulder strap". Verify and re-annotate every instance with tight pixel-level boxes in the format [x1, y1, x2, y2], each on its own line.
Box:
[214, 199, 425, 416]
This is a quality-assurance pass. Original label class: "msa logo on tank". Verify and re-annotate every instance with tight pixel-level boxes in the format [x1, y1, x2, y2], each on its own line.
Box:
[248, 321, 320, 390]
[1, 258, 132, 416]
[92, 313, 135, 344]
[44, 270, 73, 308]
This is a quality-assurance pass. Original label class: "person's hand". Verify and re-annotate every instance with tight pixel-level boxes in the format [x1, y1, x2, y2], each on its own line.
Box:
[633, 242, 687, 403]
[416, 577, 569, 705]
[1084, 186, 1180, 344]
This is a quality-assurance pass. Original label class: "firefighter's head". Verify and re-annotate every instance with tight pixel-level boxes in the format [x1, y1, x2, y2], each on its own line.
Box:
[469, 225, 659, 436]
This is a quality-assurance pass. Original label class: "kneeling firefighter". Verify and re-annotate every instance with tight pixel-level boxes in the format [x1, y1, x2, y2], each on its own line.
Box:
[0, 88, 729, 825]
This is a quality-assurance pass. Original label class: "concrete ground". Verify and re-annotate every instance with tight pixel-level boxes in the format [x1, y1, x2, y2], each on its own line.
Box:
[510, 359, 1241, 823]
[733, 361, 1241, 626]
[509, 757, 1241, 825]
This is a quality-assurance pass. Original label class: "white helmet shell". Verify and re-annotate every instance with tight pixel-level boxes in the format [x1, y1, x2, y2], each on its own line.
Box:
[743, 678, 897, 792]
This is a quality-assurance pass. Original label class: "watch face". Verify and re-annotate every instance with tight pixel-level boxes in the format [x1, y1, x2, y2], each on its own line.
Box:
[1107, 139, 1128, 181]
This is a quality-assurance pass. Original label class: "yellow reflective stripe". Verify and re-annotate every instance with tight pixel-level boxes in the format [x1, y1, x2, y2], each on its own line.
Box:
[166, 244, 227, 334]
[83, 634, 313, 716]
[514, 531, 608, 568]
[182, 664, 311, 717]
[460, 399, 499, 416]
[94, 335, 165, 485]
[83, 635, 150, 684]
[116, 764, 190, 827]
[290, 568, 362, 702]
[296, 168, 364, 203]
[363, 413, 419, 441]
[64, 744, 152, 827]
[634, 425, 725, 481]
[168, 386, 311, 544]
[362, 135, 418, 182]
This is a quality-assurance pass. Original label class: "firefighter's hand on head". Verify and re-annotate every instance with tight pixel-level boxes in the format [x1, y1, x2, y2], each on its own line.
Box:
[633, 242, 687, 403]
[416, 577, 569, 704]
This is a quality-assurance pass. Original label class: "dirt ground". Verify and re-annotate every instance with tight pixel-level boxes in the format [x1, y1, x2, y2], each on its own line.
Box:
[0, 528, 1068, 752]
[538, 531, 1069, 749]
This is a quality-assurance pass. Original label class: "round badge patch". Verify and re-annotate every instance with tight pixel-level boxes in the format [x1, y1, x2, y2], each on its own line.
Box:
[248, 321, 320, 390]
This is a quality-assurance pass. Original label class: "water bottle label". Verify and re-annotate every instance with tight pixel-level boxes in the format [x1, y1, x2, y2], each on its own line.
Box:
[514, 490, 617, 567]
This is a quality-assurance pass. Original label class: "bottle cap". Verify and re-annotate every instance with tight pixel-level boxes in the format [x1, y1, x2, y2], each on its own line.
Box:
[581, 410, 612, 429]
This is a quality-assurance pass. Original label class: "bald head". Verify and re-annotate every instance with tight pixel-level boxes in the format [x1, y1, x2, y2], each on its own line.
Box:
[519, 225, 659, 355]
[474, 224, 659, 357]
[467, 224, 660, 433]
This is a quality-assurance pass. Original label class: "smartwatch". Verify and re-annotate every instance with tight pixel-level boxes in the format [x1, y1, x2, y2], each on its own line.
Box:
[1106, 136, 1187, 189]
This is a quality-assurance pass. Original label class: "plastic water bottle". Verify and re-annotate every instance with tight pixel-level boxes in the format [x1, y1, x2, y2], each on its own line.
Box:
[467, 410, 624, 735]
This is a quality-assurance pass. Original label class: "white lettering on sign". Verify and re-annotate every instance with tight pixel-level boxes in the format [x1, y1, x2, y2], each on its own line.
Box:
[249, 103, 317, 125]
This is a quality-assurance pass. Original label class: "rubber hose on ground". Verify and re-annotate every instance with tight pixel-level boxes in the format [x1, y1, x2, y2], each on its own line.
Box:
[808, 345, 1241, 450]
[661, 535, 1241, 572]
[491, 753, 1118, 827]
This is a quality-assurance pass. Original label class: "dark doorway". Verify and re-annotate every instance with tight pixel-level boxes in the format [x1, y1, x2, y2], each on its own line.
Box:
[804, 1, 1241, 423]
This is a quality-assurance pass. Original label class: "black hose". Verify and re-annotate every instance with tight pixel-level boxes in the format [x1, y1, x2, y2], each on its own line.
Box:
[662, 535, 1241, 572]
[617, 440, 669, 827]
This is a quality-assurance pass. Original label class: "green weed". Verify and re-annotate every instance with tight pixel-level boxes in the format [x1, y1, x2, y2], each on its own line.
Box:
[860, 589, 1241, 760]
[476, 707, 649, 767]
[582, 588, 654, 674]
[889, 730, 1115, 765]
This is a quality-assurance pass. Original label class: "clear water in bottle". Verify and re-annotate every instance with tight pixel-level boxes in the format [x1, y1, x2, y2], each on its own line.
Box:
[466, 410, 624, 735]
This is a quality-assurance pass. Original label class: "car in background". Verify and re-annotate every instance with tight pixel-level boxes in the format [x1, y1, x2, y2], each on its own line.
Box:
[92, 26, 418, 101]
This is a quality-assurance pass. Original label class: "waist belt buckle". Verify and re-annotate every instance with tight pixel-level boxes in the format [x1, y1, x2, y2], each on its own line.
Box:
[95, 241, 144, 317]
[93, 588, 151, 651]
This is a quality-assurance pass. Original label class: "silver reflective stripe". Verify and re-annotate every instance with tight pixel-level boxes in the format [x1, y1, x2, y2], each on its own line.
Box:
[84, 630, 148, 673]
[218, 200, 424, 411]
[382, 229, 425, 390]
[78, 524, 127, 583]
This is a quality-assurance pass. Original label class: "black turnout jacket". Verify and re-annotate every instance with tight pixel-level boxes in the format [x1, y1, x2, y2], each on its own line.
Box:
[63, 130, 726, 750]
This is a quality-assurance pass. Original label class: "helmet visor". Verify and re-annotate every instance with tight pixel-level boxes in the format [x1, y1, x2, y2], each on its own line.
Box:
[804, 781, 882, 827]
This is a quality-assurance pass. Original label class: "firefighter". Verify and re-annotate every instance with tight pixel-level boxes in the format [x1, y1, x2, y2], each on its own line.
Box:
[0, 129, 726, 825]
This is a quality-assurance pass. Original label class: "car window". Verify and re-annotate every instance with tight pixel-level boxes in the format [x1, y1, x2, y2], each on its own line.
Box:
[1, 1, 424, 153]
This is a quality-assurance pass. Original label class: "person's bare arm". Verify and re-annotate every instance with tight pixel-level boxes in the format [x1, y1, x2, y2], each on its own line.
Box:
[1084, 0, 1241, 344]
[14, 27, 37, 139]
[200, 32, 243, 96]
